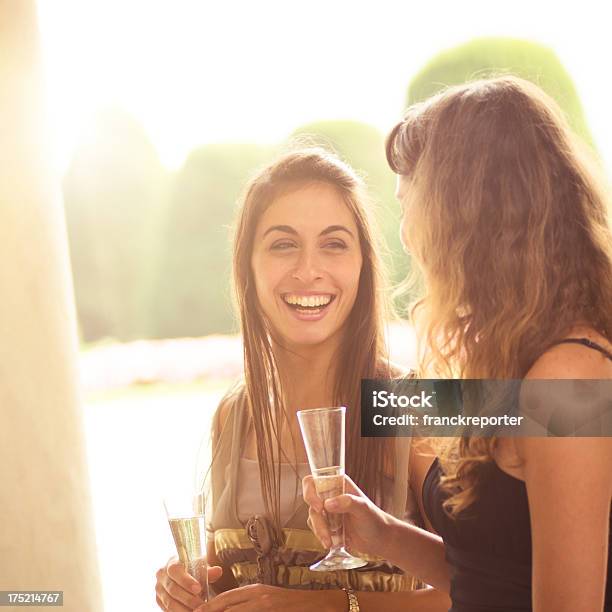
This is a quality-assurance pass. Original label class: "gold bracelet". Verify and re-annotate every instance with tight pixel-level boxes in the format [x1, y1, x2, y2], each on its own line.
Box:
[341, 587, 360, 612]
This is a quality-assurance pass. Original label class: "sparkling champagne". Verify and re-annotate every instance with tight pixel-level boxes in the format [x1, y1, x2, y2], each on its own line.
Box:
[168, 516, 209, 601]
[313, 466, 345, 546]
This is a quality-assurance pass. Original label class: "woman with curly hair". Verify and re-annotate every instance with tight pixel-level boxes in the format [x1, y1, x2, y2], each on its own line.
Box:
[305, 77, 612, 611]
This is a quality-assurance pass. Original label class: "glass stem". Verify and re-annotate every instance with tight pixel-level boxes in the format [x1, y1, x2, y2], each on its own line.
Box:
[327, 512, 346, 554]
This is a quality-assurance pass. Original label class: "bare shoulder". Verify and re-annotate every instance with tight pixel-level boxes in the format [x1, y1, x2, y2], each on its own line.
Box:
[527, 327, 612, 380]
[212, 380, 246, 439]
[519, 327, 612, 473]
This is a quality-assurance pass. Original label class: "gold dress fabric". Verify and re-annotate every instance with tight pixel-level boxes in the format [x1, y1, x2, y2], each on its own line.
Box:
[208, 384, 422, 592]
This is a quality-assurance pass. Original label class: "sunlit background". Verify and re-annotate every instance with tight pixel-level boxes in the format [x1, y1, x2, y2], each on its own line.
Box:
[37, 0, 612, 174]
[35, 1, 612, 609]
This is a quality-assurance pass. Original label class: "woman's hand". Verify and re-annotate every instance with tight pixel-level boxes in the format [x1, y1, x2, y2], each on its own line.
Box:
[302, 473, 394, 559]
[155, 557, 223, 611]
[194, 584, 344, 612]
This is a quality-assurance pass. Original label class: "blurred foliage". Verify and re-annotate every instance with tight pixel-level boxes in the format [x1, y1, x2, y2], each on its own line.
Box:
[149, 143, 276, 338]
[289, 121, 408, 302]
[63, 108, 167, 342]
[406, 37, 593, 147]
[65, 38, 592, 342]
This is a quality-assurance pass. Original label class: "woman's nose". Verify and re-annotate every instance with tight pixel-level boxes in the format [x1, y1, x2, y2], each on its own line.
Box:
[291, 249, 323, 283]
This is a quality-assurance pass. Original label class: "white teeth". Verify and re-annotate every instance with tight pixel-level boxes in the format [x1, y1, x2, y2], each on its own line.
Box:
[283, 294, 332, 308]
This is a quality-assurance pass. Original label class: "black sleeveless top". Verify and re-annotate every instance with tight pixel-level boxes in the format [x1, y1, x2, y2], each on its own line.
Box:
[422, 338, 612, 612]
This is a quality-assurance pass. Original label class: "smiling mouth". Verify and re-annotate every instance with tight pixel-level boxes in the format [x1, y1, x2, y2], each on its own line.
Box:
[281, 293, 336, 313]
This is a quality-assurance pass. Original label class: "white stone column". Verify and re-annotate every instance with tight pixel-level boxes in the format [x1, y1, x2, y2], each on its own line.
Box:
[0, 3, 103, 610]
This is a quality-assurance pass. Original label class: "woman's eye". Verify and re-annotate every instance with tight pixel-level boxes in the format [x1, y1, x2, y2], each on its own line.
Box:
[324, 240, 348, 250]
[270, 241, 296, 251]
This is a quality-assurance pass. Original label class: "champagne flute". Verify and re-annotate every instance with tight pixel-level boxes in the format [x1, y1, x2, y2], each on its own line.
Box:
[297, 406, 367, 571]
[163, 492, 209, 602]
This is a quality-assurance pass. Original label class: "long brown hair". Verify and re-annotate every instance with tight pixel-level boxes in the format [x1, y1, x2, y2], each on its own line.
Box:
[386, 76, 612, 513]
[232, 148, 394, 531]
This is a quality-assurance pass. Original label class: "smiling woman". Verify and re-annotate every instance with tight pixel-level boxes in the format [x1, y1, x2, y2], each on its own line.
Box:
[154, 148, 450, 611]
[230, 150, 395, 531]
[251, 182, 362, 347]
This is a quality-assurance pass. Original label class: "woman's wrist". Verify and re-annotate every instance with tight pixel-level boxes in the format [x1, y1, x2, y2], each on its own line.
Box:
[378, 513, 407, 562]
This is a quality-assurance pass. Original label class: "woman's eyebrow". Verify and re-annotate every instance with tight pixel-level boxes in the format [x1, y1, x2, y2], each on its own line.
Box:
[262, 224, 355, 238]
[319, 225, 354, 238]
[262, 225, 297, 237]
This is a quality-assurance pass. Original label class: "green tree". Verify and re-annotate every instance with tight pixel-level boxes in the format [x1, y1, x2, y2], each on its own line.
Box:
[150, 143, 276, 338]
[406, 37, 593, 146]
[63, 108, 166, 342]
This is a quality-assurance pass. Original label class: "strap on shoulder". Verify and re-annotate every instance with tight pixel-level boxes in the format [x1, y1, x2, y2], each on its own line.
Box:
[552, 337, 612, 362]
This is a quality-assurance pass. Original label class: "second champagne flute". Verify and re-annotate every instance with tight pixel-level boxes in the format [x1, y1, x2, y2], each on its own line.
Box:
[163, 492, 209, 602]
[297, 406, 367, 571]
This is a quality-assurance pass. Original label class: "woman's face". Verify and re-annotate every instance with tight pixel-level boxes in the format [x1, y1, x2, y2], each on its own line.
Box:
[251, 181, 363, 349]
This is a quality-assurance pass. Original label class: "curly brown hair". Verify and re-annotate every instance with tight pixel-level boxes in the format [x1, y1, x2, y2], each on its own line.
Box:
[386, 76, 612, 514]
